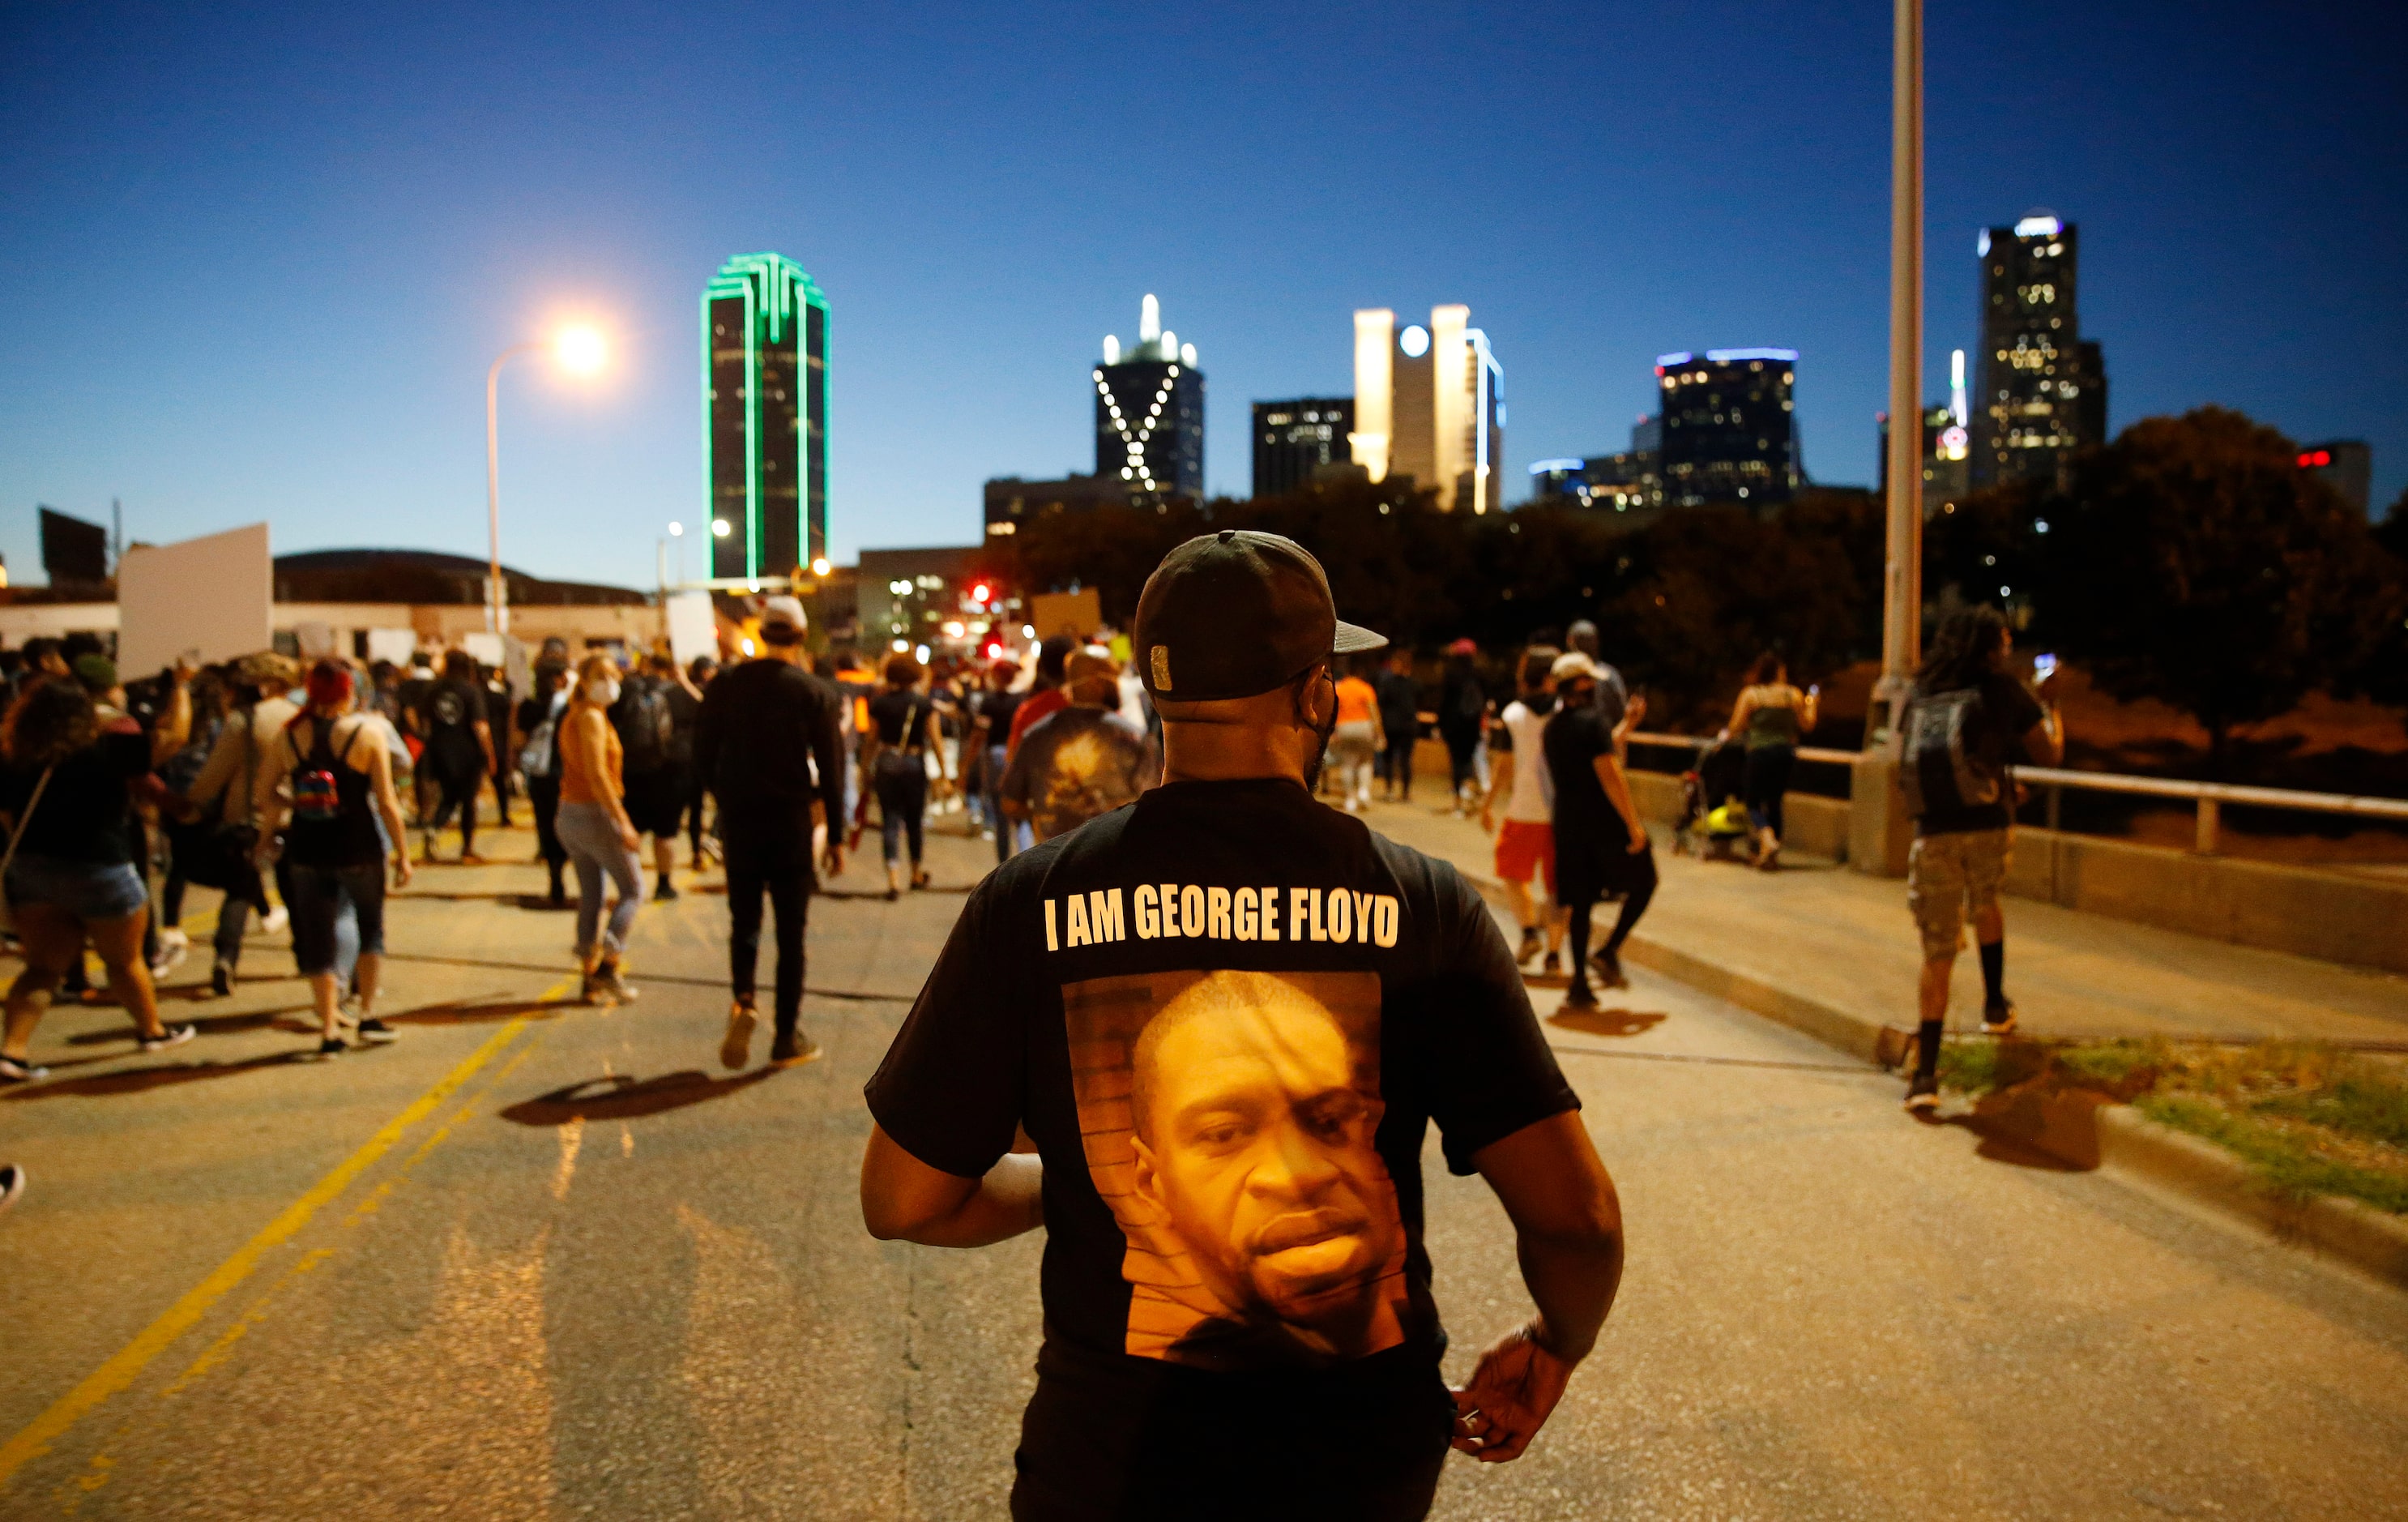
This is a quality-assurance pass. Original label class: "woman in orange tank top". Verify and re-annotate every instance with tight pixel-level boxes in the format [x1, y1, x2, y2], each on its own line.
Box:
[554, 652, 647, 1002]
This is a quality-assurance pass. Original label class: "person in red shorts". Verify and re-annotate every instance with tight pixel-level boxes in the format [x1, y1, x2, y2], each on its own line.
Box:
[1482, 646, 1567, 973]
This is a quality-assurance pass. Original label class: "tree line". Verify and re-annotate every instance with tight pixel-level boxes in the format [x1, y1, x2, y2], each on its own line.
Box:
[995, 406, 2408, 766]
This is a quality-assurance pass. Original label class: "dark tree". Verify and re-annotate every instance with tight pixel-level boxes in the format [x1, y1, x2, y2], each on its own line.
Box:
[2342, 485, 2408, 734]
[1595, 493, 1880, 729]
[1923, 481, 2048, 635]
[2033, 406, 2402, 774]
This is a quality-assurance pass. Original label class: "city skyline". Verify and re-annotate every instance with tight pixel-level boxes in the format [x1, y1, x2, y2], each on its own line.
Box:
[2, 2, 2400, 588]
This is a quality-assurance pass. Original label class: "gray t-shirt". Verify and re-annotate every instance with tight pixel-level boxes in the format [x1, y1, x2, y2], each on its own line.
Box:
[997, 705, 1157, 842]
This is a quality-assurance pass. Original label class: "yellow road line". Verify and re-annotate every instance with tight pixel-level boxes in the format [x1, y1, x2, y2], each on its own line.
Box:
[0, 1015, 536, 1490]
[159, 1028, 556, 1399]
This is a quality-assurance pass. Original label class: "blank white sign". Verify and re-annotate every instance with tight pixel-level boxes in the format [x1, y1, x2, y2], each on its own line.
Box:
[117, 524, 272, 677]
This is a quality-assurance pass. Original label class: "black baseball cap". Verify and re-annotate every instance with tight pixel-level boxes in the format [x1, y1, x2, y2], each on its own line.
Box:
[1134, 530, 1386, 701]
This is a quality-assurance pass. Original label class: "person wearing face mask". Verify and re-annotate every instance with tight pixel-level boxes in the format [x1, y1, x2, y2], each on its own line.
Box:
[862, 531, 1625, 1517]
[556, 652, 646, 1003]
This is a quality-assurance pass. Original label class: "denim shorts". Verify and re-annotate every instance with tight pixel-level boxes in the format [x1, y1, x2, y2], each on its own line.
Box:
[4, 853, 149, 921]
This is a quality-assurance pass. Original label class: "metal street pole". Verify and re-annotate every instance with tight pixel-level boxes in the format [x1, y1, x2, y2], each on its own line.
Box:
[1879, 0, 1925, 716]
[485, 342, 538, 637]
[1852, 0, 1923, 877]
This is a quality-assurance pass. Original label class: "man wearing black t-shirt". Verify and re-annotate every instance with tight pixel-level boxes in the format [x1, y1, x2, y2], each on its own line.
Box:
[1898, 607, 2062, 1111]
[862, 531, 1625, 1520]
[695, 596, 844, 1070]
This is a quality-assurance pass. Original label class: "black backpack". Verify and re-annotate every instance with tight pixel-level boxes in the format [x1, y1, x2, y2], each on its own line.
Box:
[616, 678, 673, 773]
[1898, 686, 2004, 819]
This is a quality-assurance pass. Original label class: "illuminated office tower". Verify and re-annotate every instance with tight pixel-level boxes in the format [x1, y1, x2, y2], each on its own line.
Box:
[702, 252, 829, 579]
[1348, 305, 1504, 512]
[1094, 294, 1205, 500]
[1971, 213, 2107, 490]
[1656, 348, 1800, 507]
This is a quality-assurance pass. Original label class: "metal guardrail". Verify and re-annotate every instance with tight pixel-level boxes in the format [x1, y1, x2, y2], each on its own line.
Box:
[1621, 731, 2408, 856]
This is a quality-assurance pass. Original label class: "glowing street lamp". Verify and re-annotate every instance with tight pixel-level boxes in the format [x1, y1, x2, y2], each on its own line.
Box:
[485, 324, 610, 634]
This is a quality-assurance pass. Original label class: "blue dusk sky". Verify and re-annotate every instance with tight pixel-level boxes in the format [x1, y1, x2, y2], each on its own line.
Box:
[2, 1, 2401, 588]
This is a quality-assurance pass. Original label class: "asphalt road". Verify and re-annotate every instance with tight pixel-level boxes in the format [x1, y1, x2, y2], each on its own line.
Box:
[2, 810, 2404, 1520]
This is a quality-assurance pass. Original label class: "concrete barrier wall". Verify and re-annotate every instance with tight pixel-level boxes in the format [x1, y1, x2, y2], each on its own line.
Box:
[1433, 742, 2405, 977]
[2004, 829, 2408, 977]
[1623, 763, 2408, 977]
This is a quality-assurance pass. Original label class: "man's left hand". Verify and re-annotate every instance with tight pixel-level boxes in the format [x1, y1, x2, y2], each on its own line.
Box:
[1449, 1320, 1577, 1463]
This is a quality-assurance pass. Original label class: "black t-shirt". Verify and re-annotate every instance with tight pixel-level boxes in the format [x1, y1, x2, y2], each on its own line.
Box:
[976, 687, 1027, 747]
[1543, 703, 1628, 845]
[693, 658, 844, 823]
[416, 678, 485, 772]
[664, 682, 701, 767]
[1906, 671, 2046, 836]
[865, 778, 1575, 1481]
[0, 717, 153, 866]
[1373, 670, 1420, 737]
[868, 689, 929, 749]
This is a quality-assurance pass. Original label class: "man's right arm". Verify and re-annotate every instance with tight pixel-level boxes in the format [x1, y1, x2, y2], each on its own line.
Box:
[1452, 1112, 1624, 1462]
[860, 1125, 1043, 1246]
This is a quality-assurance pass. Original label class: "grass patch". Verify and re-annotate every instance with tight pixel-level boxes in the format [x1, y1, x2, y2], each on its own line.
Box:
[2138, 1093, 2408, 1215]
[1935, 1035, 2408, 1216]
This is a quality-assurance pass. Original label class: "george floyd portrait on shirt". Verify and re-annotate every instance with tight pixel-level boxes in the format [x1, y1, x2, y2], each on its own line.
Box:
[1065, 968, 1408, 1370]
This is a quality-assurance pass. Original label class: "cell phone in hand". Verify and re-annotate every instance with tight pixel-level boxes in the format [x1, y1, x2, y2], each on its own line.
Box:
[2033, 653, 2058, 682]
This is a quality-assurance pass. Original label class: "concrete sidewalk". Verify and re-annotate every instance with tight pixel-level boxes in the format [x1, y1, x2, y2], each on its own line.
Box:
[1360, 796, 2408, 1051]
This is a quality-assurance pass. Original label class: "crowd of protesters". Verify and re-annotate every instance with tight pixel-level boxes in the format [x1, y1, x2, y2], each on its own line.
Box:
[0, 590, 2035, 1119]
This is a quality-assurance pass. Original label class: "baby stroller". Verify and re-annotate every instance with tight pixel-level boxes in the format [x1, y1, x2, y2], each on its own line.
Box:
[1672, 739, 1753, 860]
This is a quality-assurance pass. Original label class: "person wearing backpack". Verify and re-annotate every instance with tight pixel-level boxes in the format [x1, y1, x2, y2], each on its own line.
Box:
[256, 661, 415, 1060]
[611, 652, 693, 901]
[1897, 606, 2062, 1112]
[514, 660, 572, 908]
[410, 650, 495, 864]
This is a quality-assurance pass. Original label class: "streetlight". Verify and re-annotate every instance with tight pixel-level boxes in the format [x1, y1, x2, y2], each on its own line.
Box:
[485, 323, 608, 635]
[660, 519, 687, 594]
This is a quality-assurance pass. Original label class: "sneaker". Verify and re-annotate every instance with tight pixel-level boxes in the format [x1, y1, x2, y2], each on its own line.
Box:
[306, 1037, 347, 1061]
[355, 1018, 398, 1045]
[137, 1023, 197, 1054]
[1561, 981, 1600, 1011]
[1905, 1071, 1940, 1112]
[209, 960, 234, 998]
[0, 1161, 23, 1213]
[720, 1001, 758, 1071]
[160, 927, 190, 955]
[0, 1055, 48, 1084]
[258, 906, 289, 936]
[583, 964, 638, 1005]
[149, 939, 190, 979]
[1590, 949, 1630, 990]
[654, 879, 680, 903]
[1514, 927, 1543, 966]
[768, 1032, 824, 1068]
[1981, 1002, 2017, 1037]
[1541, 950, 1561, 976]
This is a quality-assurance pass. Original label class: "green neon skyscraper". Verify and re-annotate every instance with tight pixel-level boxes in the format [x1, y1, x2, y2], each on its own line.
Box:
[702, 253, 829, 579]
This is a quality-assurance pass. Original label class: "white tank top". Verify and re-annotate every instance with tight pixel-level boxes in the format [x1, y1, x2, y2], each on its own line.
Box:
[1499, 699, 1556, 823]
